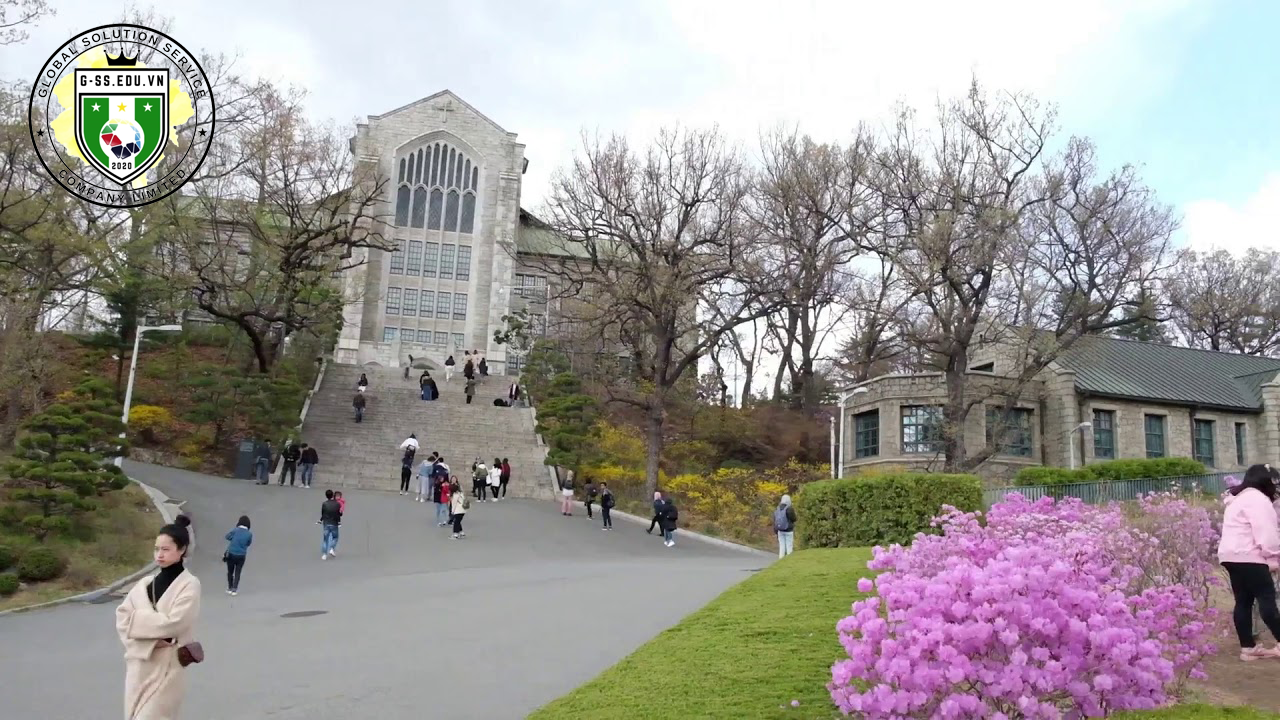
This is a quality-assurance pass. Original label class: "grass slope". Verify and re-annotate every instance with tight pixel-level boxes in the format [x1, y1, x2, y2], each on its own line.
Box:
[531, 547, 873, 720]
[1121, 707, 1280, 719]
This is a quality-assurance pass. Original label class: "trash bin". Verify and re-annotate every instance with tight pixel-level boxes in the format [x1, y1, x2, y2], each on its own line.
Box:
[236, 440, 257, 479]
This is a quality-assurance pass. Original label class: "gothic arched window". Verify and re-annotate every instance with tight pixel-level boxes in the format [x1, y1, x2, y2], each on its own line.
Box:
[411, 186, 426, 228]
[427, 188, 444, 229]
[460, 192, 476, 234]
[463, 159, 471, 190]
[394, 185, 410, 226]
[398, 158, 405, 183]
[444, 190, 460, 231]
[415, 148, 424, 183]
[406, 154, 414, 184]
[430, 144, 440, 186]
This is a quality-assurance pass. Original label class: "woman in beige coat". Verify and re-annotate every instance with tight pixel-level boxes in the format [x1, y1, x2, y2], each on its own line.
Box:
[115, 516, 202, 719]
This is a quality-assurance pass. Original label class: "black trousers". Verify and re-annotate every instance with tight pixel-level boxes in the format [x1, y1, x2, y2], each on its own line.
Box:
[499, 478, 509, 497]
[475, 482, 487, 500]
[400, 467, 411, 492]
[648, 514, 661, 533]
[225, 554, 245, 591]
[1224, 562, 1280, 647]
[452, 513, 464, 533]
[602, 506, 612, 528]
[585, 498, 595, 518]
[281, 461, 297, 485]
[466, 395, 473, 404]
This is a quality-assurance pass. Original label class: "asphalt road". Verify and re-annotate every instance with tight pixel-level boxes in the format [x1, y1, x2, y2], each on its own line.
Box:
[0, 461, 767, 720]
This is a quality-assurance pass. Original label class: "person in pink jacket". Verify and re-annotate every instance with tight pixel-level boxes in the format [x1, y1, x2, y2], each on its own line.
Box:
[1219, 463, 1280, 661]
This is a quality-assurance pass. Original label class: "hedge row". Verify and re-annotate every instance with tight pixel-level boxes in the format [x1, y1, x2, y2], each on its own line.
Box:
[1014, 458, 1207, 487]
[795, 473, 983, 548]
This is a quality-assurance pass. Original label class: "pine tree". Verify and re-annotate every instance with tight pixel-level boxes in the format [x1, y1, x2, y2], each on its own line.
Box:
[1111, 287, 1171, 344]
[2, 379, 128, 541]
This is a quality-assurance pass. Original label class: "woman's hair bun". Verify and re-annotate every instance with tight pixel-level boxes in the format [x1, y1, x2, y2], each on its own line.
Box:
[176, 515, 192, 528]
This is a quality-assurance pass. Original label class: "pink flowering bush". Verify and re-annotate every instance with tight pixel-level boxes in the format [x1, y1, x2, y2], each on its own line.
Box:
[829, 493, 1220, 718]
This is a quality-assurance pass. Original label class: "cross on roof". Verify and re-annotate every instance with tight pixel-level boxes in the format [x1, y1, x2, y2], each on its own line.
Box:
[440, 100, 455, 124]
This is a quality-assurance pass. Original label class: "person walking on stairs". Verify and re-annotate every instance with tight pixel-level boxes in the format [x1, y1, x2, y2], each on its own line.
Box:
[319, 490, 342, 560]
[223, 515, 252, 595]
[449, 479, 469, 538]
[444, 354, 456, 382]
[280, 442, 301, 487]
[400, 433, 420, 455]
[600, 483, 614, 530]
[352, 392, 366, 423]
[646, 491, 664, 535]
[584, 478, 598, 519]
[560, 470, 576, 516]
[419, 371, 431, 401]
[300, 443, 318, 488]
[774, 495, 798, 558]
[357, 372, 369, 392]
[488, 458, 502, 502]
[660, 496, 679, 547]
[479, 356, 489, 380]
[400, 453, 414, 495]
[417, 454, 437, 502]
[465, 377, 477, 404]
[472, 460, 488, 501]
[499, 458, 511, 499]
[508, 380, 521, 407]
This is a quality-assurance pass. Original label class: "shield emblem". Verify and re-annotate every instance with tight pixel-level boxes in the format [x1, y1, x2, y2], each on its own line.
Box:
[74, 68, 170, 185]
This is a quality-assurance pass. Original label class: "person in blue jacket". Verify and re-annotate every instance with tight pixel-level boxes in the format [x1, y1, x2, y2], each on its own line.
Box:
[223, 515, 253, 596]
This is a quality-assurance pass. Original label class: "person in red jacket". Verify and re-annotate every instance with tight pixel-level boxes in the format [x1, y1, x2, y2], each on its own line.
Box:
[499, 458, 512, 499]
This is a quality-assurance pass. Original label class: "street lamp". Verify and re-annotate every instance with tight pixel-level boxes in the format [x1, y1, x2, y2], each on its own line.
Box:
[1068, 421, 1093, 471]
[833, 386, 870, 479]
[115, 322, 183, 467]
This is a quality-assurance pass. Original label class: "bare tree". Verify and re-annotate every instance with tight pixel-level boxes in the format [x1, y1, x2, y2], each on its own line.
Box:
[1166, 247, 1280, 356]
[533, 127, 779, 496]
[832, 255, 913, 383]
[0, 0, 52, 45]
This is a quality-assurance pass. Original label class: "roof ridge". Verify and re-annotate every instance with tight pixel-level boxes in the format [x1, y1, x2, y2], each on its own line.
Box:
[1083, 333, 1280, 364]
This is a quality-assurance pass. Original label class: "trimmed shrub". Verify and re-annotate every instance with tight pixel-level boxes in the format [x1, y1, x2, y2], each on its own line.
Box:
[796, 472, 982, 548]
[0, 544, 17, 572]
[127, 405, 174, 443]
[1013, 457, 1208, 486]
[17, 547, 68, 583]
[1012, 466, 1084, 486]
[0, 572, 18, 596]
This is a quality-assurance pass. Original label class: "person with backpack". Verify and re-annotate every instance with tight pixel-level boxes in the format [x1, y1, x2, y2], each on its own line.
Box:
[449, 479, 469, 539]
[774, 494, 798, 558]
[646, 491, 664, 535]
[299, 443, 319, 489]
[660, 496, 679, 547]
[487, 458, 502, 502]
[472, 459, 488, 502]
[352, 392, 367, 423]
[499, 458, 512, 499]
[279, 442, 301, 487]
[560, 470, 576, 516]
[600, 482, 615, 530]
[584, 478, 599, 519]
[444, 354, 456, 382]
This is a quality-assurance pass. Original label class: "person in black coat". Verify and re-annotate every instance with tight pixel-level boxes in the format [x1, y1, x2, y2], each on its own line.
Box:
[660, 497, 679, 547]
[279, 442, 301, 487]
[646, 491, 665, 535]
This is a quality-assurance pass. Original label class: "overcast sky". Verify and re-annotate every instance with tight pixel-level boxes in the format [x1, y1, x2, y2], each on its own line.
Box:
[5, 1, 1277, 255]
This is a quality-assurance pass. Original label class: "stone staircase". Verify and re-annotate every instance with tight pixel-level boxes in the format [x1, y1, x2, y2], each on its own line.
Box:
[296, 363, 554, 499]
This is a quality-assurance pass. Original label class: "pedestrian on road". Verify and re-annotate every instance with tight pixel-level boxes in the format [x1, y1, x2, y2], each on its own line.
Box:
[116, 515, 201, 720]
[400, 453, 414, 495]
[320, 490, 342, 560]
[280, 441, 301, 487]
[601, 483, 614, 530]
[465, 377, 477, 404]
[774, 495, 798, 558]
[646, 491, 664, 535]
[417, 454, 436, 502]
[352, 392, 366, 423]
[223, 515, 252, 595]
[300, 443, 318, 488]
[488, 458, 502, 501]
[499, 458, 511, 499]
[472, 460, 488, 501]
[660, 496, 679, 547]
[254, 441, 273, 485]
[584, 478, 598, 519]
[560, 470, 575, 516]
[440, 475, 455, 527]
[444, 354, 456, 382]
[450, 479, 469, 538]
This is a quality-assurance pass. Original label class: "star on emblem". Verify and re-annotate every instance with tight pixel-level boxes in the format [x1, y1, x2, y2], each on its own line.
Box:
[198, 128, 207, 137]
[37, 129, 44, 137]
[143, 103, 153, 112]
[92, 102, 101, 112]
[117, 102, 127, 112]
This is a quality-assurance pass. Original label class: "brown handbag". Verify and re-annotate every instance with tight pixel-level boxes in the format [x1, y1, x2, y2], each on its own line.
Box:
[178, 642, 204, 667]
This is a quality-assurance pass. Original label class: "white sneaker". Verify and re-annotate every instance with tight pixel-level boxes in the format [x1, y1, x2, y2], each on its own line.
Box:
[322, 554, 328, 560]
[226, 589, 233, 595]
[230, 591, 237, 596]
[329, 549, 336, 557]
[451, 533, 458, 539]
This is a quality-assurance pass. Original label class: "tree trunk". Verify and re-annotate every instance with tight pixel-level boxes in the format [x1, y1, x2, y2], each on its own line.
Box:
[643, 393, 665, 497]
[942, 353, 969, 471]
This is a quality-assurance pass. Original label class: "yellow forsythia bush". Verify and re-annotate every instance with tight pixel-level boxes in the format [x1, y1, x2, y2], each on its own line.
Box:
[128, 405, 174, 442]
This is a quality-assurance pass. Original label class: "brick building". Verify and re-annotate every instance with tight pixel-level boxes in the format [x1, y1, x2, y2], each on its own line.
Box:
[836, 335, 1280, 481]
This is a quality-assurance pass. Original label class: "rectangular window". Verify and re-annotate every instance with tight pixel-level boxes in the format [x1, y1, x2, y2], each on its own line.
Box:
[402, 288, 418, 316]
[416, 329, 431, 344]
[434, 331, 448, 346]
[420, 290, 434, 318]
[423, 242, 439, 278]
[854, 410, 879, 459]
[452, 333, 465, 349]
[436, 291, 451, 319]
[508, 353, 524, 376]
[1092, 409, 1115, 459]
[515, 273, 548, 301]
[453, 293, 467, 320]
[406, 240, 423, 275]
[1236, 422, 1247, 465]
[385, 287, 401, 315]
[1144, 414, 1166, 458]
[456, 245, 472, 281]
[389, 240, 405, 275]
[440, 244, 455, 280]
[986, 407, 1033, 457]
[382, 327, 397, 343]
[900, 405, 944, 454]
[530, 312, 547, 336]
[1193, 419, 1215, 467]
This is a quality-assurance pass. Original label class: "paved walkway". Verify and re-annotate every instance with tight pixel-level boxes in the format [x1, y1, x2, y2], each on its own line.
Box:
[1, 462, 766, 720]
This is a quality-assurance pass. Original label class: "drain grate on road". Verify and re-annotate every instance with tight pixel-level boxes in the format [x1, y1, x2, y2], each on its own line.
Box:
[280, 610, 329, 618]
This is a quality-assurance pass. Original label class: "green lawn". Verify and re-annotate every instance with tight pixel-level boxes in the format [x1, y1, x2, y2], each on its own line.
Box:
[1120, 707, 1280, 719]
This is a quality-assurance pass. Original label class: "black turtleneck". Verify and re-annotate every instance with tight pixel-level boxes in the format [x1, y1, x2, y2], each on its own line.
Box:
[148, 561, 185, 606]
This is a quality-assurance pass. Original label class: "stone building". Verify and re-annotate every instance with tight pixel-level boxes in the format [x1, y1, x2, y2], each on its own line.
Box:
[335, 89, 574, 374]
[836, 335, 1280, 481]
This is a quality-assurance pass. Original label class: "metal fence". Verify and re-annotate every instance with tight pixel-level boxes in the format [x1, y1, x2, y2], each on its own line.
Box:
[983, 472, 1236, 508]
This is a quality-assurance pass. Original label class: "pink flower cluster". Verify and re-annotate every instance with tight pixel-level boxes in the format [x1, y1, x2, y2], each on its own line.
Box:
[830, 493, 1220, 718]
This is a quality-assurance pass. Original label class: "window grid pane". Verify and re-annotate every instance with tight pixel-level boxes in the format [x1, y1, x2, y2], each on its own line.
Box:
[440, 245, 455, 280]
[1144, 415, 1165, 458]
[394, 186, 410, 226]
[452, 333, 465, 348]
[1092, 410, 1115, 459]
[854, 410, 879, 459]
[453, 293, 467, 320]
[382, 327, 397, 343]
[456, 245, 471, 280]
[389, 240, 405, 274]
[436, 291, 451, 319]
[1236, 423, 1247, 465]
[444, 190, 460, 231]
[1193, 419, 1215, 467]
[427, 189, 443, 229]
[985, 407, 1033, 457]
[900, 405, 943, 454]
[422, 242, 439, 278]
[410, 187, 426, 228]
[420, 290, 435, 317]
[407, 241, 423, 275]
[460, 193, 476, 234]
[385, 287, 401, 315]
[402, 288, 418, 316]
[434, 331, 448, 346]
[416, 329, 431, 344]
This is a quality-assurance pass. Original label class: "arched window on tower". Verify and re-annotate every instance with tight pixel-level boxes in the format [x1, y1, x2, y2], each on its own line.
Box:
[398, 158, 405, 183]
[447, 148, 456, 188]
[430, 144, 440, 186]
[444, 190, 460, 231]
[463, 159, 471, 190]
[460, 192, 476, 234]
[410, 186, 426, 228]
[415, 148, 424, 184]
[427, 188, 444, 229]
[406, 154, 414, 184]
[395, 185, 410, 226]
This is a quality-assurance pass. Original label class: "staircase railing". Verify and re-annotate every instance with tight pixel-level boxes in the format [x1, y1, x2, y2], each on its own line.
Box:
[272, 354, 329, 484]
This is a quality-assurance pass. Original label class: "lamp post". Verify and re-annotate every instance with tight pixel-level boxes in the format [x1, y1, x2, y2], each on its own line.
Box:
[833, 386, 870, 479]
[116, 322, 183, 467]
[1068, 421, 1093, 470]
